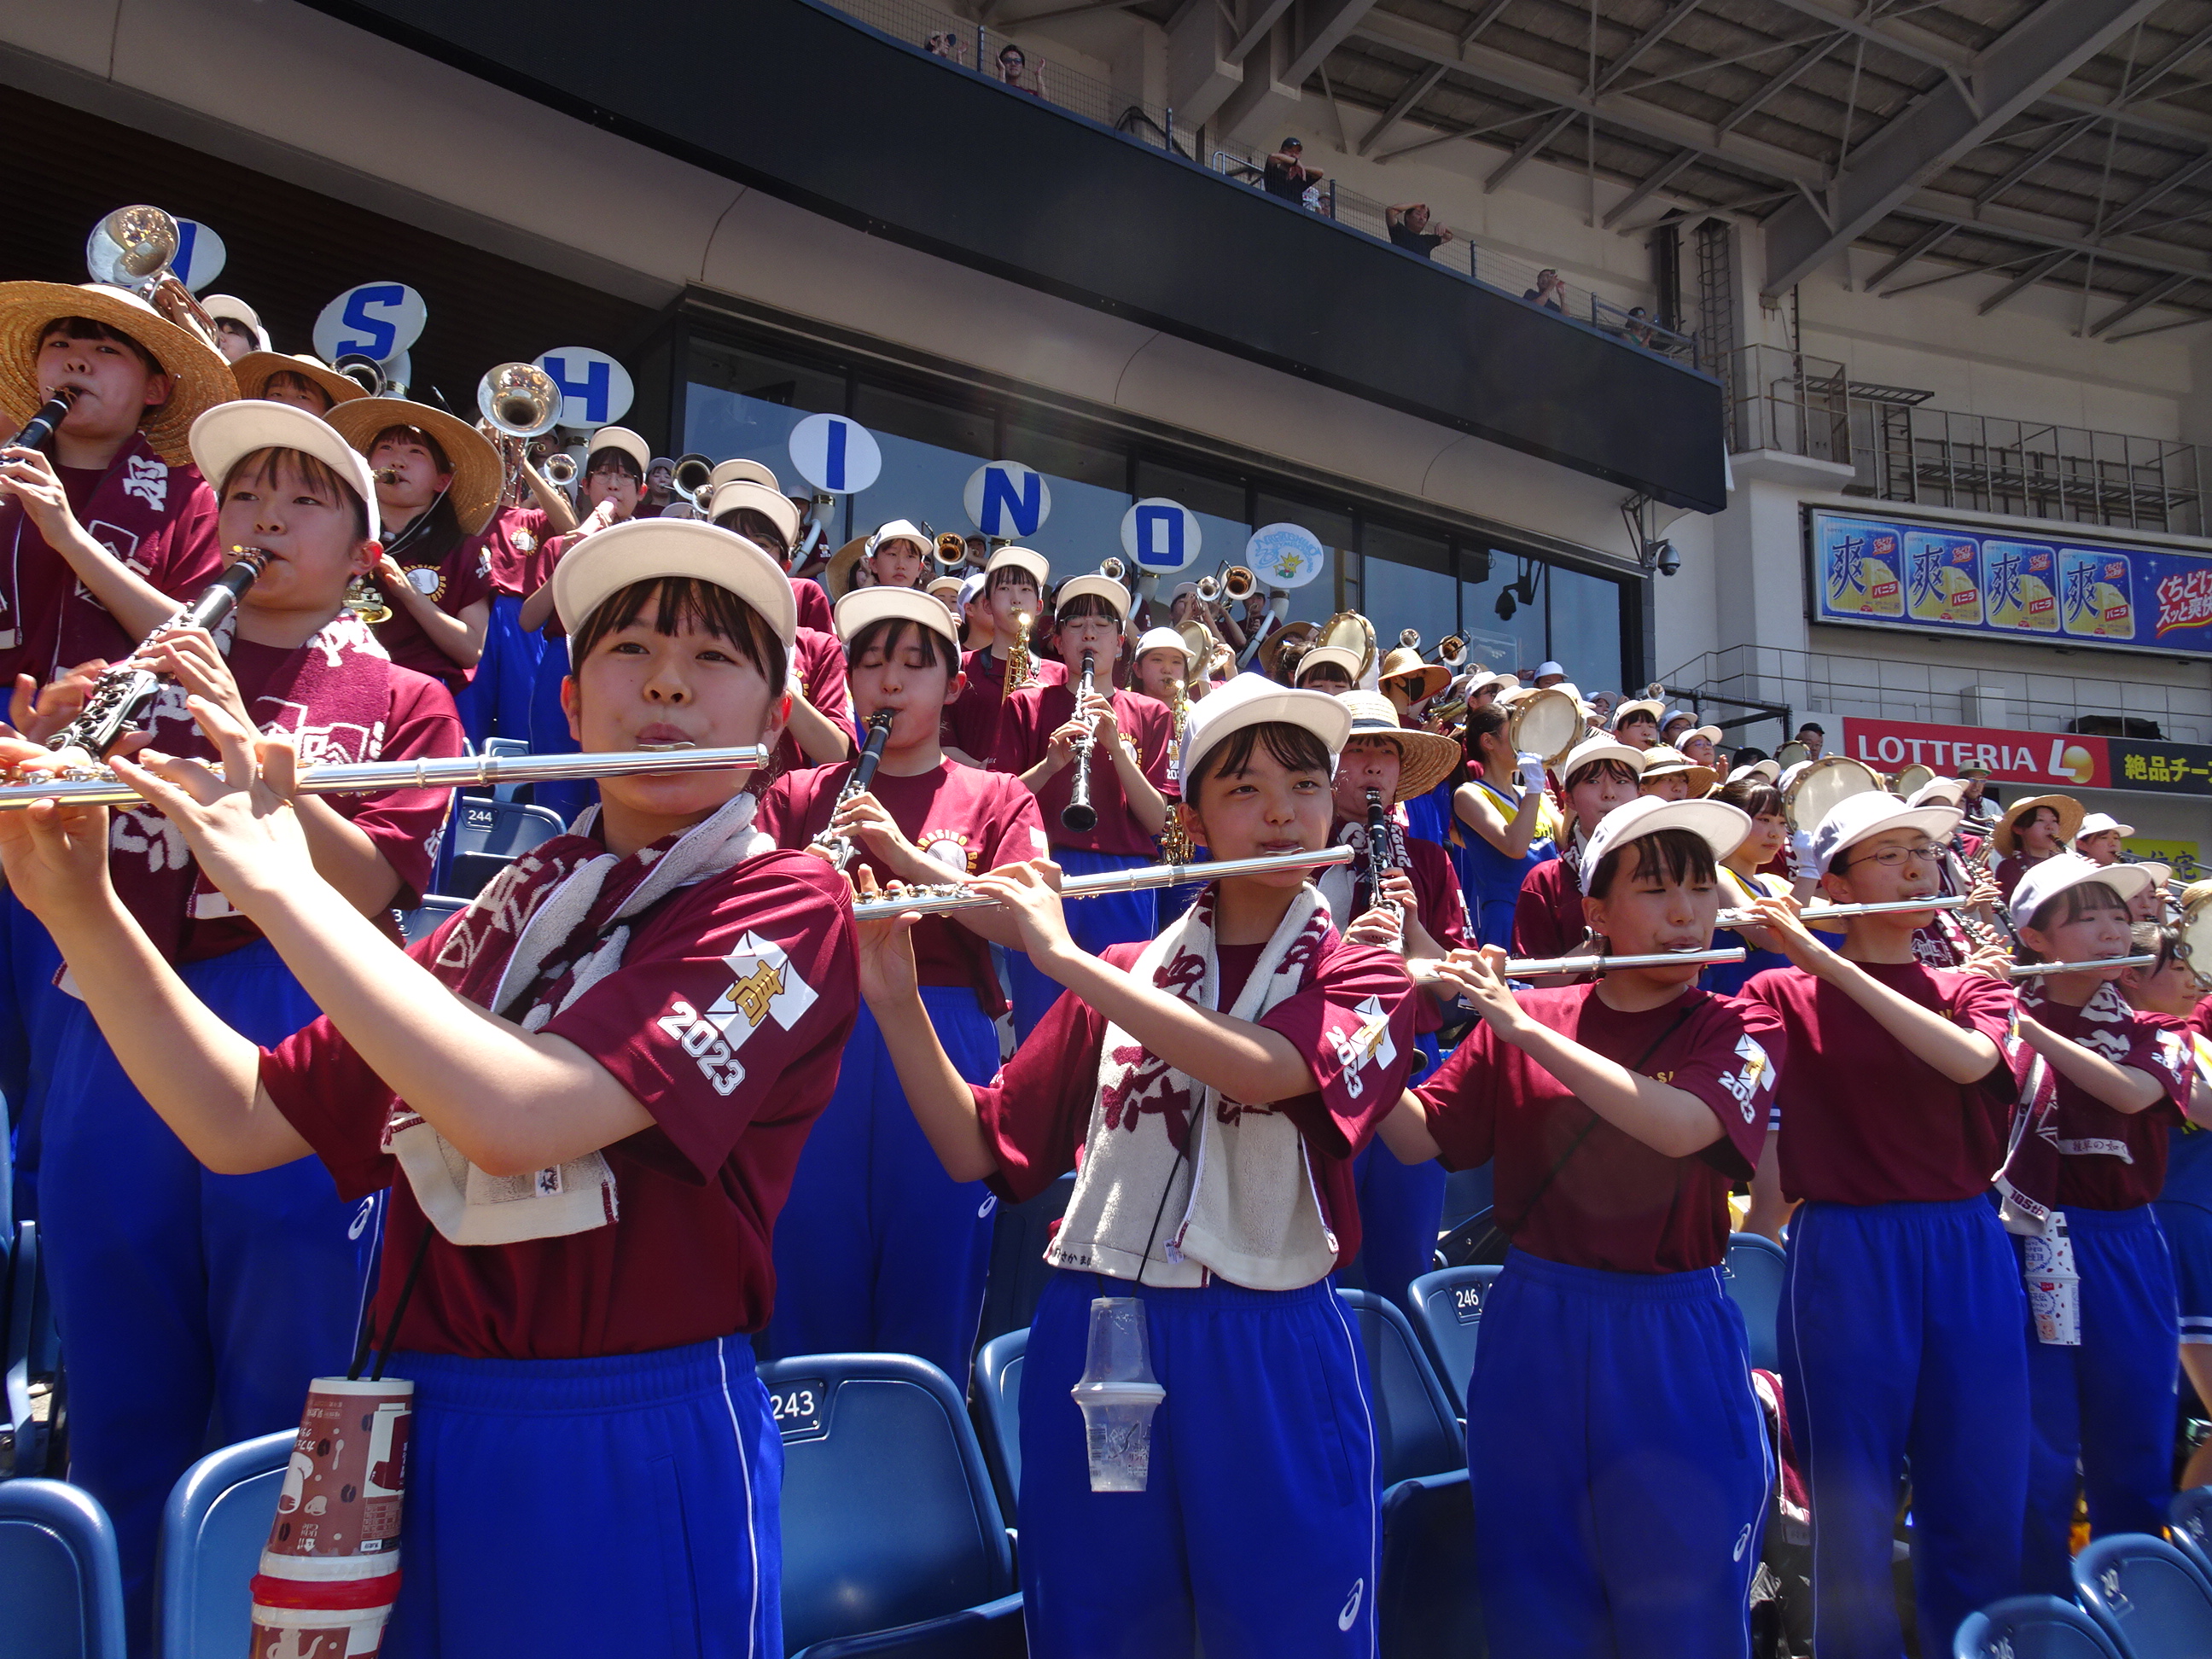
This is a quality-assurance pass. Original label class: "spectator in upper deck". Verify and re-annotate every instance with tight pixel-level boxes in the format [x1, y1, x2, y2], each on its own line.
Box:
[994, 41, 1039, 96]
[1387, 203, 1455, 259]
[1263, 137, 1326, 209]
[1523, 269, 1567, 312]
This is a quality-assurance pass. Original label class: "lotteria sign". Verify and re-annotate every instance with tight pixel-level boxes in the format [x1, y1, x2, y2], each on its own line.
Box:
[1840, 715, 2212, 798]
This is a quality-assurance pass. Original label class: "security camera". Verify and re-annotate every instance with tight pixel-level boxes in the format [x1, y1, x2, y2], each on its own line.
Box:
[1494, 587, 1516, 620]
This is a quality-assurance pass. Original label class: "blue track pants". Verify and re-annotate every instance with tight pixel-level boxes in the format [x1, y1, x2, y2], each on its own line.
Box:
[0, 888, 65, 1219]
[527, 634, 592, 824]
[766, 988, 1000, 1386]
[452, 593, 543, 748]
[1471, 1249, 1770, 1659]
[1017, 1270, 1380, 1659]
[1006, 847, 1156, 1042]
[1780, 1196, 2029, 1659]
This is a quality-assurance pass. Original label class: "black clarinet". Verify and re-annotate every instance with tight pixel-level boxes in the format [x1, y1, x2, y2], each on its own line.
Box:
[812, 712, 894, 871]
[7, 389, 78, 452]
[1061, 649, 1099, 832]
[44, 546, 271, 761]
[1361, 786, 1405, 920]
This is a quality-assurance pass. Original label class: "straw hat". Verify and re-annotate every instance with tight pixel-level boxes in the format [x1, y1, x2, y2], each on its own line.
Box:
[1377, 646, 1449, 702]
[1338, 692, 1460, 800]
[228, 351, 367, 411]
[825, 535, 871, 601]
[0, 282, 238, 466]
[1994, 793, 2086, 857]
[1637, 744, 1717, 795]
[324, 397, 504, 536]
[1258, 620, 1318, 679]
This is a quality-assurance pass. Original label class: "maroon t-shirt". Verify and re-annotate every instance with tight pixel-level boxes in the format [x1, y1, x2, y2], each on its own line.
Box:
[1740, 963, 2016, 1205]
[791, 576, 832, 635]
[1512, 852, 1587, 961]
[370, 523, 495, 688]
[2031, 995, 2191, 1211]
[993, 682, 1173, 857]
[478, 505, 553, 598]
[759, 757, 1046, 1017]
[1417, 986, 1778, 1274]
[1996, 852, 2052, 904]
[946, 647, 1063, 765]
[261, 851, 859, 1359]
[970, 931, 1418, 1271]
[770, 627, 852, 779]
[0, 447, 222, 684]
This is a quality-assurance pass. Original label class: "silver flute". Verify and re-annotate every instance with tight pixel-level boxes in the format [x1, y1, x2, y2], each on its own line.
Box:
[0, 744, 770, 810]
[1500, 946, 1747, 977]
[2008, 953, 2157, 976]
[1714, 895, 1970, 928]
[852, 844, 1356, 919]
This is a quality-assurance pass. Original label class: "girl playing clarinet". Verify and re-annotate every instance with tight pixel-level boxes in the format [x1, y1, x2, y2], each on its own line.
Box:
[759, 585, 1045, 1383]
[1381, 795, 1781, 1659]
[855, 675, 1420, 1658]
[0, 516, 856, 1658]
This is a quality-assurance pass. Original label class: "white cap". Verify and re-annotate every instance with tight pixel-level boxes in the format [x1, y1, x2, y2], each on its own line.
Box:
[1612, 699, 1666, 727]
[957, 571, 987, 608]
[982, 545, 1050, 589]
[1559, 734, 1646, 783]
[586, 425, 653, 478]
[1134, 626, 1196, 670]
[2076, 812, 2135, 841]
[1176, 672, 1350, 792]
[1907, 776, 1969, 809]
[187, 401, 380, 541]
[201, 294, 271, 353]
[867, 519, 930, 557]
[1579, 795, 1752, 894]
[1055, 573, 1130, 620]
[708, 457, 779, 493]
[551, 519, 795, 643]
[1810, 793, 1961, 879]
[708, 480, 801, 549]
[1535, 661, 1565, 678]
[1727, 760, 1781, 785]
[2010, 853, 2157, 932]
[834, 584, 959, 649]
[1295, 645, 1364, 683]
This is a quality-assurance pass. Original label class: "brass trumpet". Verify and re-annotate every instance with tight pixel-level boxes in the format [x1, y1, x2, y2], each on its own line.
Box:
[672, 453, 714, 509]
[84, 205, 219, 347]
[544, 451, 579, 487]
[934, 533, 970, 576]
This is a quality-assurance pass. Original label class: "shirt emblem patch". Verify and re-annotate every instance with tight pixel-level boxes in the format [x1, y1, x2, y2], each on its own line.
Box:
[119, 454, 168, 510]
[1332, 995, 1397, 1099]
[703, 931, 820, 1045]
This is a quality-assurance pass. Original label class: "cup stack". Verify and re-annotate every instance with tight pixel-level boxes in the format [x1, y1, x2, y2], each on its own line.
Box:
[247, 1377, 412, 1657]
[2024, 1214, 2081, 1348]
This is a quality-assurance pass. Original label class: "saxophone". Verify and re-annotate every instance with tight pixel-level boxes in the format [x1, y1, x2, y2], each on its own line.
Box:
[1158, 676, 1194, 864]
[1005, 611, 1033, 690]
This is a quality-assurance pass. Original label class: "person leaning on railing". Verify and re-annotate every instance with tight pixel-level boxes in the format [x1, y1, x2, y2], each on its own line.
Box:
[1386, 203, 1455, 259]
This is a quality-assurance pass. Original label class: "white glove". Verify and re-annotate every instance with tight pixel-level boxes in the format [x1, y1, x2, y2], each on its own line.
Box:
[1790, 830, 1814, 868]
[1516, 752, 1546, 793]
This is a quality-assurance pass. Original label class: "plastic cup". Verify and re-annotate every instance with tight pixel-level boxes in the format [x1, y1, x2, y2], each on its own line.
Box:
[1069, 1296, 1165, 1493]
[246, 1598, 393, 1658]
[265, 1378, 412, 1561]
[2029, 1271, 2081, 1346]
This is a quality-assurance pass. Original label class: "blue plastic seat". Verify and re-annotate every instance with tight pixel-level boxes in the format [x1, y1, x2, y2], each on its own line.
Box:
[1405, 1266, 1501, 1419]
[760, 1354, 1022, 1658]
[1723, 1231, 1788, 1373]
[977, 1173, 1073, 1343]
[1335, 1289, 1464, 1487]
[2073, 1531, 2212, 1656]
[4, 1218, 59, 1478]
[446, 798, 568, 899]
[0, 1478, 127, 1659]
[1377, 1468, 1482, 1658]
[1953, 1594, 2126, 1658]
[969, 1326, 1027, 1523]
[154, 1430, 294, 1659]
[2169, 1486, 2212, 1584]
[399, 894, 469, 944]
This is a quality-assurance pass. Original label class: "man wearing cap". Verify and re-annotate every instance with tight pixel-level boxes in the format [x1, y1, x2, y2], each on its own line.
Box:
[1324, 692, 1470, 1315]
[1513, 736, 1646, 978]
[1737, 794, 2030, 1659]
[994, 571, 1172, 1037]
[0, 282, 236, 689]
[1262, 135, 1325, 205]
[325, 398, 500, 690]
[637, 456, 678, 520]
[757, 585, 1045, 1386]
[945, 545, 1063, 767]
[2075, 812, 2133, 866]
[706, 458, 834, 634]
[1994, 794, 2084, 902]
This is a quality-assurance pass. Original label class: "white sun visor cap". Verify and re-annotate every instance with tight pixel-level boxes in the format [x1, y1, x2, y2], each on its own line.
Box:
[867, 519, 931, 558]
[1810, 792, 1962, 880]
[1175, 672, 1350, 794]
[1578, 795, 1751, 894]
[586, 425, 653, 479]
[833, 584, 959, 649]
[2076, 812, 2136, 841]
[2008, 853, 2157, 931]
[201, 294, 271, 353]
[188, 400, 380, 541]
[1907, 776, 1970, 810]
[1135, 626, 1197, 670]
[1558, 734, 1647, 783]
[551, 519, 797, 643]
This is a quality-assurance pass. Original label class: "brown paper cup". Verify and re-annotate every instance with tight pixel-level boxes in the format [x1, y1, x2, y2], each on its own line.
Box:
[247, 1598, 393, 1657]
[265, 1378, 412, 1561]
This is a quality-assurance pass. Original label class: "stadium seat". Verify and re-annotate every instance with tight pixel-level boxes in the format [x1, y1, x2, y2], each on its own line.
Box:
[2169, 1487, 2212, 1584]
[1335, 1289, 1464, 1487]
[760, 1354, 1022, 1658]
[1723, 1232, 1788, 1373]
[1377, 1469, 1482, 1659]
[1952, 1594, 2126, 1658]
[445, 798, 568, 899]
[0, 1477, 127, 1659]
[1405, 1266, 1501, 1419]
[969, 1327, 1026, 1523]
[1433, 1206, 1507, 1270]
[4, 1219, 59, 1478]
[977, 1173, 1074, 1343]
[2073, 1532, 2212, 1656]
[154, 1429, 293, 1659]
[399, 894, 469, 944]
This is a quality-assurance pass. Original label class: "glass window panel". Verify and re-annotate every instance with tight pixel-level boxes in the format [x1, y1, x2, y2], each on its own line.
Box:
[682, 342, 844, 498]
[1360, 521, 1452, 655]
[1253, 492, 1353, 628]
[1135, 458, 1249, 598]
[1546, 564, 1627, 703]
[847, 382, 998, 552]
[1460, 548, 1545, 680]
[1003, 416, 1132, 574]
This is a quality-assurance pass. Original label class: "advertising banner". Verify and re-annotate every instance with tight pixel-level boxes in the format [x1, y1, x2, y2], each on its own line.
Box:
[1809, 508, 2212, 660]
[1839, 715, 2212, 800]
